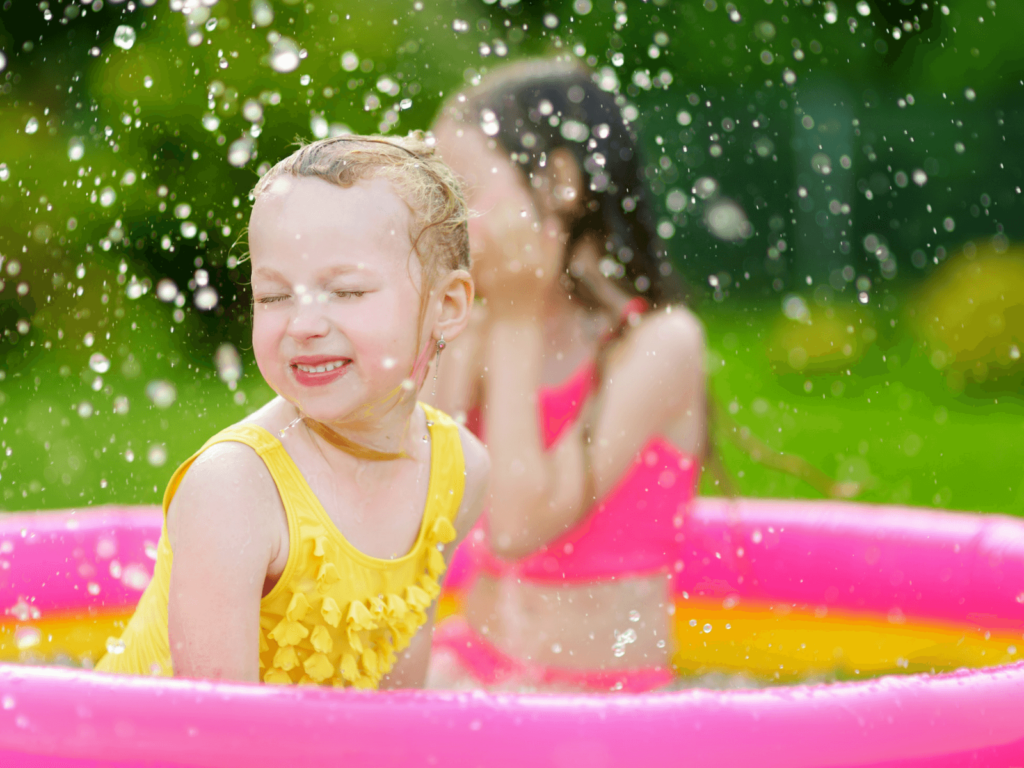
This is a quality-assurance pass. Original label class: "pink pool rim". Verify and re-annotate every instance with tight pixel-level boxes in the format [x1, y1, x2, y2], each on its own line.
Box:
[1, 498, 1023, 767]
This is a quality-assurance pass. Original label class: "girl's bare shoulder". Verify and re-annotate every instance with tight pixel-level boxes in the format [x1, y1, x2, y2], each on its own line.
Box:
[166, 426, 283, 550]
[607, 304, 705, 380]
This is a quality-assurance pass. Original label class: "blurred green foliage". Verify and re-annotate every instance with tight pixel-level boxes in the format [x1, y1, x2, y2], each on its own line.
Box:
[1, 0, 1023, 513]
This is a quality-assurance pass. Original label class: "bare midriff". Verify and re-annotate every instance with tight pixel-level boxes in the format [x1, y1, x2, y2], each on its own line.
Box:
[464, 571, 674, 670]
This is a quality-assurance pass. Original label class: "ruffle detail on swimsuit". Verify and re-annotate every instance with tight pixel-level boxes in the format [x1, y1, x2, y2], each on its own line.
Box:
[260, 504, 455, 689]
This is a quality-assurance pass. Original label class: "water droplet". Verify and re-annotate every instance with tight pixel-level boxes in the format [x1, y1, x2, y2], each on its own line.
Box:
[156, 278, 178, 303]
[0, 52, 6, 73]
[676, 110, 692, 126]
[227, 137, 253, 168]
[269, 36, 300, 73]
[237, 102, 262, 125]
[856, 0, 871, 15]
[452, 19, 469, 33]
[99, 187, 117, 208]
[912, 169, 928, 187]
[401, 378, 415, 392]
[251, 0, 274, 26]
[146, 380, 177, 409]
[77, 401, 93, 419]
[0, 164, 8, 181]
[25, 118, 38, 135]
[87, 582, 101, 596]
[964, 87, 976, 102]
[340, 51, 359, 72]
[310, 113, 328, 139]
[113, 396, 130, 415]
[703, 623, 712, 634]
[202, 113, 220, 132]
[15, 627, 41, 650]
[479, 108, 500, 136]
[147, 444, 167, 467]
[143, 76, 153, 89]
[811, 152, 833, 175]
[543, 13, 559, 28]
[550, 643, 562, 654]
[68, 137, 85, 162]
[752, 529, 763, 544]
[1, 696, 13, 710]
[943, 216, 956, 232]
[612, 646, 626, 658]
[194, 286, 219, 310]
[823, 1, 838, 23]
[215, 343, 242, 384]
[105, 637, 126, 655]
[782, 69, 797, 86]
[144, 541, 158, 560]
[180, 221, 198, 239]
[628, 610, 640, 622]
[88, 353, 111, 374]
[113, 25, 136, 51]
[705, 199, 753, 241]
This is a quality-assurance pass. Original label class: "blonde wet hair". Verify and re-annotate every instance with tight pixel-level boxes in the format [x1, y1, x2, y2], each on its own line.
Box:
[253, 131, 470, 285]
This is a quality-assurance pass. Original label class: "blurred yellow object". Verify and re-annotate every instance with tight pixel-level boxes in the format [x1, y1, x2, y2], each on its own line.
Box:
[766, 305, 875, 374]
[433, 594, 1018, 684]
[4, 597, 1018, 682]
[913, 242, 1024, 386]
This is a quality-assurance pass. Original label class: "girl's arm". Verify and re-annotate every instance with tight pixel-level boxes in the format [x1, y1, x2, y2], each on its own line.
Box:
[166, 443, 282, 682]
[379, 424, 490, 689]
[485, 306, 704, 558]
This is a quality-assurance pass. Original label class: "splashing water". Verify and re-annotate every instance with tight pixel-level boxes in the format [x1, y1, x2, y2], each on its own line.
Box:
[227, 137, 253, 168]
[145, 380, 177, 409]
[194, 286, 219, 310]
[88, 353, 111, 374]
[251, 0, 274, 27]
[67, 138, 84, 161]
[156, 279, 178, 302]
[705, 199, 753, 242]
[147, 444, 168, 467]
[215, 343, 242, 386]
[269, 37, 300, 73]
[113, 25, 137, 51]
[25, 118, 38, 135]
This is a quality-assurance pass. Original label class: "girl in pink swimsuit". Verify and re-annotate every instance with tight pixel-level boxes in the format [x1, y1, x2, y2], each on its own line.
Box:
[428, 60, 705, 692]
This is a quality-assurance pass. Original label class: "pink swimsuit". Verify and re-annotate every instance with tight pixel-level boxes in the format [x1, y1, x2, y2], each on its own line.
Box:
[468, 360, 699, 582]
[435, 356, 698, 692]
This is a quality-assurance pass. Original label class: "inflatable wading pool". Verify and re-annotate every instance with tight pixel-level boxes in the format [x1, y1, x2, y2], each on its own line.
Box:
[1, 499, 1023, 767]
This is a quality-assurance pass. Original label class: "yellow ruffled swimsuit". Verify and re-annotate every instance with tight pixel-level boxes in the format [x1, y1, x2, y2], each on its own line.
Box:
[96, 403, 464, 689]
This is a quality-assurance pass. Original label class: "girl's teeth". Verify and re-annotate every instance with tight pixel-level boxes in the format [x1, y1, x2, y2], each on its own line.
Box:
[297, 361, 345, 373]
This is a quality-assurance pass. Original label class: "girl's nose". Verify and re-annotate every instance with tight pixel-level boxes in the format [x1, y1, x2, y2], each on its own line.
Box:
[286, 292, 330, 339]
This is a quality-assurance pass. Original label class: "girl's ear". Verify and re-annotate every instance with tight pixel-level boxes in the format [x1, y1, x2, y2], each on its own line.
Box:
[431, 269, 474, 343]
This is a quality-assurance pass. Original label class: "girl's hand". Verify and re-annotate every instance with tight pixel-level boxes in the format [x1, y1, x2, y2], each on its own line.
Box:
[471, 195, 564, 318]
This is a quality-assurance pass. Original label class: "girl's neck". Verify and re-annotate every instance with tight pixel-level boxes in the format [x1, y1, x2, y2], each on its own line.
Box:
[299, 395, 421, 465]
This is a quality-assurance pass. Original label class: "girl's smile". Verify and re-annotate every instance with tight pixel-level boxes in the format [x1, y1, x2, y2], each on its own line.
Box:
[290, 355, 352, 387]
[248, 175, 428, 429]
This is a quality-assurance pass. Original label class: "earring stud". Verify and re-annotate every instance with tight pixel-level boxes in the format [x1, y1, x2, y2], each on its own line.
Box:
[431, 334, 445, 396]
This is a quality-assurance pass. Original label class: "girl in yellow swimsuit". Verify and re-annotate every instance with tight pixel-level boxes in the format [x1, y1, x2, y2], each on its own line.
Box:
[96, 134, 489, 689]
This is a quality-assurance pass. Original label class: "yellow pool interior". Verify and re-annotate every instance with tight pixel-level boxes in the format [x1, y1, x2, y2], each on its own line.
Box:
[2, 595, 1019, 683]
